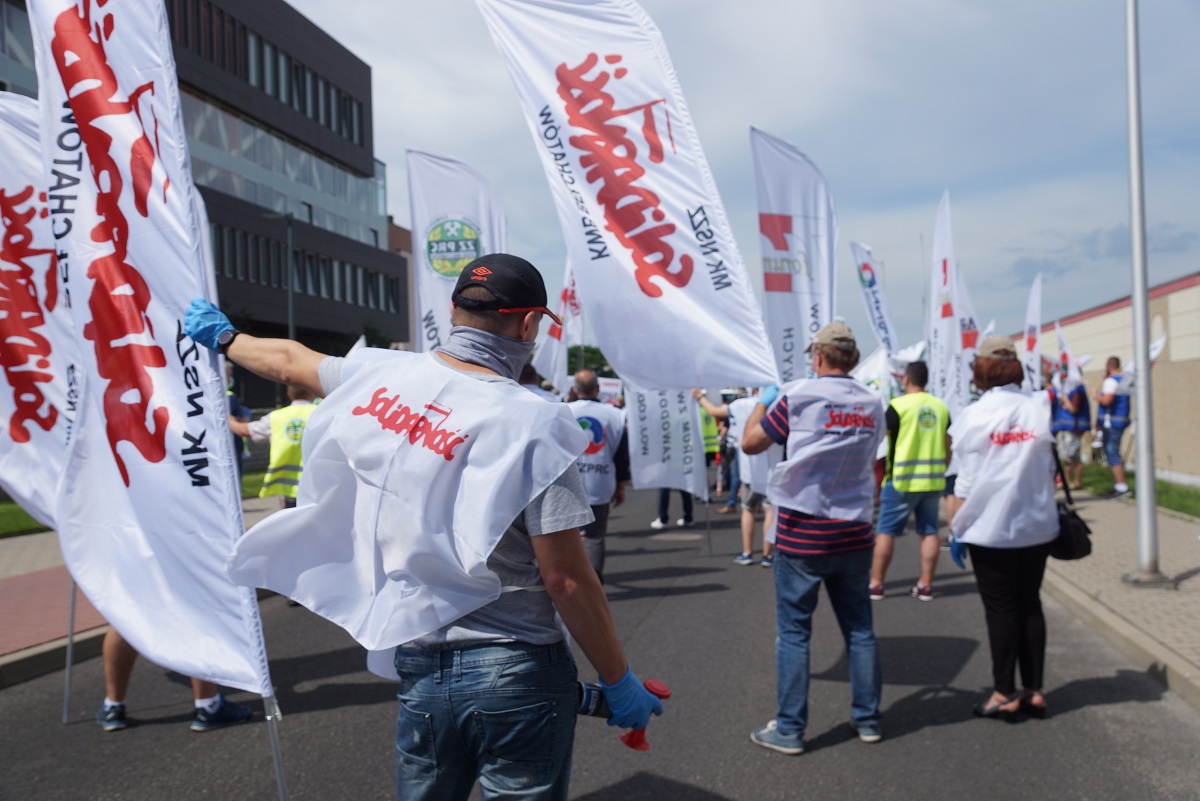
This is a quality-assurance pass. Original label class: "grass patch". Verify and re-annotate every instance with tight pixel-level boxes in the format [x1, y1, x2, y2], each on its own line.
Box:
[1080, 464, 1200, 518]
[0, 470, 269, 540]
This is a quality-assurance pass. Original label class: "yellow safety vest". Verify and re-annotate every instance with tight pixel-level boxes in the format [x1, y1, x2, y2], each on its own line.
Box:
[887, 391, 950, 493]
[701, 410, 720, 455]
[261, 403, 317, 499]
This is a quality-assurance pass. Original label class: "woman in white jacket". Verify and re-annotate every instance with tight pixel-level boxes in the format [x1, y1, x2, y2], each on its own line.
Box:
[947, 336, 1058, 722]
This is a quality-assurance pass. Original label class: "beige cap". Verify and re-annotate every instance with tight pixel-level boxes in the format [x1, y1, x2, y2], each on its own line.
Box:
[806, 321, 857, 353]
[977, 335, 1018, 361]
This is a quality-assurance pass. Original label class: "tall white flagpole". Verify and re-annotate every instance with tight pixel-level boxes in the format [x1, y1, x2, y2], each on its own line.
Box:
[1121, 0, 1168, 587]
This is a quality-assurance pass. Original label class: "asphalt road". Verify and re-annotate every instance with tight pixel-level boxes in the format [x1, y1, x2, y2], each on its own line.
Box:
[3, 487, 1198, 801]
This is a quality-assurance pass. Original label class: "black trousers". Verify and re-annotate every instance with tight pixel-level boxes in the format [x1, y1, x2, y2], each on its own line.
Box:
[967, 541, 1052, 696]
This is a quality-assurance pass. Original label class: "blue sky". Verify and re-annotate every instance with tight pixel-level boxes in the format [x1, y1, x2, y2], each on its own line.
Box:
[288, 0, 1199, 348]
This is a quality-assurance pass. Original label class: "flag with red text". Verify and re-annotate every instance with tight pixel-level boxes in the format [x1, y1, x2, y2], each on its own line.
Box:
[407, 149, 507, 353]
[751, 127, 836, 382]
[477, 0, 777, 390]
[1021, 273, 1042, 390]
[30, 0, 272, 695]
[532, 261, 583, 395]
[0, 92, 78, 529]
[849, 241, 900, 356]
[927, 190, 973, 415]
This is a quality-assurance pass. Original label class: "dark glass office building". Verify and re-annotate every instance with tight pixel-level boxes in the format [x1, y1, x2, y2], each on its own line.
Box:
[1, 0, 409, 405]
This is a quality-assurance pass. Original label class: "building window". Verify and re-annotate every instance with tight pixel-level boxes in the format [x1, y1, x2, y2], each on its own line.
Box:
[222, 226, 235, 279]
[319, 256, 332, 299]
[247, 233, 259, 283]
[258, 238, 271, 286]
[247, 31, 261, 88]
[235, 230, 247, 280]
[209, 222, 220, 274]
[211, 8, 223, 66]
[305, 252, 317, 297]
[4, 0, 35, 68]
[291, 62, 304, 113]
[270, 242, 281, 288]
[277, 50, 291, 105]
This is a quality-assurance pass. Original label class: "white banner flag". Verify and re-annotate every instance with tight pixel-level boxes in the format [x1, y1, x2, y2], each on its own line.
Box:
[477, 0, 777, 390]
[1022, 273, 1042, 390]
[849, 241, 900, 356]
[751, 128, 836, 382]
[31, 0, 271, 694]
[0, 93, 78, 530]
[408, 149, 507, 352]
[1119, 333, 1167, 395]
[626, 386, 708, 500]
[927, 190, 976, 416]
[532, 262, 583, 395]
[1053, 321, 1083, 389]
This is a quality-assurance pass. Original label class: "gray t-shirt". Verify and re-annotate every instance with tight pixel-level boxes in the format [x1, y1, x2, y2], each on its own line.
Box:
[319, 355, 594, 647]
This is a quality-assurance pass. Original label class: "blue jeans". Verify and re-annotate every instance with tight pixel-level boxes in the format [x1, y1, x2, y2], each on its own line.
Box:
[1103, 426, 1126, 467]
[725, 451, 741, 509]
[393, 642, 578, 801]
[773, 548, 882, 734]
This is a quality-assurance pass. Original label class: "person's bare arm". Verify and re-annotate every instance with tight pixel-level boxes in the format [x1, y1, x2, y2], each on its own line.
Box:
[225, 334, 326, 398]
[228, 418, 251, 438]
[741, 404, 773, 455]
[692, 390, 729, 420]
[532, 529, 627, 683]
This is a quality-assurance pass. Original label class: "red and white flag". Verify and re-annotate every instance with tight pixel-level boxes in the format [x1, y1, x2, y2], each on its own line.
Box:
[927, 190, 975, 415]
[532, 261, 583, 395]
[1022, 273, 1042, 390]
[751, 127, 836, 382]
[0, 92, 78, 530]
[849, 241, 900, 356]
[407, 149, 507, 352]
[477, 0, 777, 390]
[30, 0, 271, 695]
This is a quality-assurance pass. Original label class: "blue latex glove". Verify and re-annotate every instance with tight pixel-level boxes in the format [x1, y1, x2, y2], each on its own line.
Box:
[949, 536, 968, 569]
[600, 666, 664, 730]
[184, 298, 234, 351]
[758, 384, 780, 409]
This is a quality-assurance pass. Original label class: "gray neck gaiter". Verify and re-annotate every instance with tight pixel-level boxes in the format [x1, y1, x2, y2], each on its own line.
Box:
[437, 326, 535, 382]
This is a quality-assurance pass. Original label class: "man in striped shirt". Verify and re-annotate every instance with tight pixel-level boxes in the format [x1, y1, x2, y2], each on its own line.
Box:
[741, 322, 885, 754]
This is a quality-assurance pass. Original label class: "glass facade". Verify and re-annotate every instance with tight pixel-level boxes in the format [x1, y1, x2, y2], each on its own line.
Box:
[0, 0, 36, 97]
[182, 90, 386, 247]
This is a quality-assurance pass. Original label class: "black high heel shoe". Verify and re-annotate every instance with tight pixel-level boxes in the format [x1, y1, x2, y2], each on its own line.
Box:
[973, 695, 1019, 723]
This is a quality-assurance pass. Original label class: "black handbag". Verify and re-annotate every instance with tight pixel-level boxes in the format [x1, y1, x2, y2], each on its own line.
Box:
[1049, 447, 1092, 561]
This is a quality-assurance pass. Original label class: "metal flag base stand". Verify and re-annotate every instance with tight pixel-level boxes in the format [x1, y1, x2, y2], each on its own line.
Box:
[263, 695, 290, 801]
[62, 581, 77, 724]
[1121, 571, 1177, 589]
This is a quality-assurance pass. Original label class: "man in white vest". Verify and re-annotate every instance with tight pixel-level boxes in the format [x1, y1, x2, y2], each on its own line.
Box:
[741, 322, 885, 755]
[568, 369, 630, 581]
[185, 254, 662, 801]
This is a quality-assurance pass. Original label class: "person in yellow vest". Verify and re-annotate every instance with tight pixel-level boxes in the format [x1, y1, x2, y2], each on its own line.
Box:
[229, 385, 317, 509]
[701, 407, 720, 494]
[869, 361, 951, 601]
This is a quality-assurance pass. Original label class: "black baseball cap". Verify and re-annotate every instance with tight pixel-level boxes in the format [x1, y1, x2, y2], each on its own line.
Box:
[451, 254, 562, 325]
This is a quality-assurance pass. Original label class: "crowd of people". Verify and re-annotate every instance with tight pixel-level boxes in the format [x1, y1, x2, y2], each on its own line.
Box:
[111, 250, 1137, 798]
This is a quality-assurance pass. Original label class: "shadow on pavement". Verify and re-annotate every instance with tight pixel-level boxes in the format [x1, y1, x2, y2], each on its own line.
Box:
[574, 772, 735, 801]
[1046, 667, 1166, 716]
[814, 635, 979, 686]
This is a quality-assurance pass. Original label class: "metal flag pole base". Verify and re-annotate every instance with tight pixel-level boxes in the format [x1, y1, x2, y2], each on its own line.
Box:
[1121, 571, 1177, 589]
[263, 695, 290, 801]
[62, 581, 77, 724]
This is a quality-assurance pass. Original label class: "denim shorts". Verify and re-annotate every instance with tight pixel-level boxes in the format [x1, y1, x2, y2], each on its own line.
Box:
[876, 481, 941, 536]
[1103, 427, 1126, 467]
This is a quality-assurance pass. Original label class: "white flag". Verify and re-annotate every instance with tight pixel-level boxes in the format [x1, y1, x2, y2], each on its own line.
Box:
[927, 190, 966, 413]
[751, 128, 836, 382]
[477, 0, 777, 390]
[0, 93, 79, 530]
[31, 0, 271, 694]
[1053, 321, 1083, 389]
[626, 386, 708, 501]
[849, 242, 900, 356]
[532, 262, 583, 395]
[955, 268, 981, 404]
[1022, 273, 1042, 390]
[1119, 333, 1167, 395]
[408, 149, 507, 352]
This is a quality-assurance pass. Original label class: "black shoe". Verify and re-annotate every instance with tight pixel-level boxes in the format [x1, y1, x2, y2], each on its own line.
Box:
[1019, 696, 1048, 719]
[191, 698, 253, 732]
[95, 703, 127, 732]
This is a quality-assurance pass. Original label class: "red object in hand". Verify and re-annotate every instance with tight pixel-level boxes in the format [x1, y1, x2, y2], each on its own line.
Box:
[619, 679, 672, 752]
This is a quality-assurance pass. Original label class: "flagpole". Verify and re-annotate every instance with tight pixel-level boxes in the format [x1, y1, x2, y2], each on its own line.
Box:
[263, 695, 291, 801]
[1120, 0, 1169, 587]
[62, 582, 77, 723]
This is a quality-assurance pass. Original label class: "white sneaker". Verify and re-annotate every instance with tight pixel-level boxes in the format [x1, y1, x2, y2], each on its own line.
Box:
[649, 518, 666, 530]
[676, 518, 693, 528]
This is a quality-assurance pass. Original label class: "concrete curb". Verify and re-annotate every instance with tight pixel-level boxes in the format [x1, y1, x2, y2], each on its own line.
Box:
[0, 626, 107, 690]
[1042, 571, 1200, 714]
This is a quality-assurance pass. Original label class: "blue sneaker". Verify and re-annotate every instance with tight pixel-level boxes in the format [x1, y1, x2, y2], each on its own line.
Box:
[760, 555, 774, 568]
[850, 719, 882, 743]
[95, 703, 127, 732]
[751, 720, 804, 755]
[732, 553, 754, 566]
[190, 697, 253, 732]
